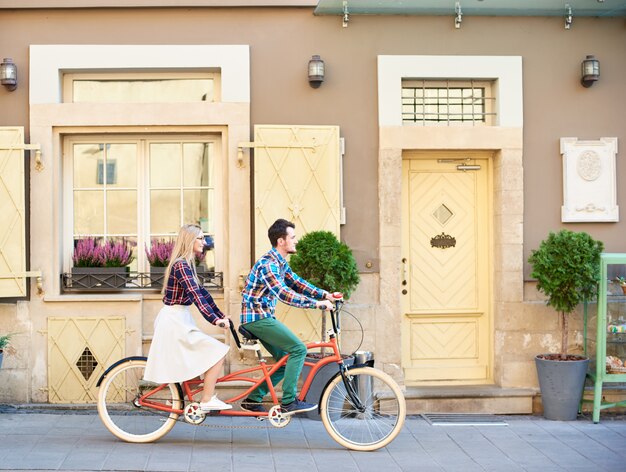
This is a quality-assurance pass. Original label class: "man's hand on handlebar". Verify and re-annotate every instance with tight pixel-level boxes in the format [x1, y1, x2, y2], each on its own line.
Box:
[316, 300, 334, 311]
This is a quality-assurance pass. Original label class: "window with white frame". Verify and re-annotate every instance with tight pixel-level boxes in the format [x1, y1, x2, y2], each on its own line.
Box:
[402, 80, 496, 126]
[66, 135, 219, 272]
[63, 71, 221, 103]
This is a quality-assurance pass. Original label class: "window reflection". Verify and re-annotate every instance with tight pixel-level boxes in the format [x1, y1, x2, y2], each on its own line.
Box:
[150, 143, 181, 187]
[70, 136, 216, 270]
[73, 79, 214, 103]
[150, 189, 181, 234]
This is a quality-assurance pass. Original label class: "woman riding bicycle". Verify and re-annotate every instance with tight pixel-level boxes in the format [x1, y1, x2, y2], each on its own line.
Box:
[144, 224, 232, 412]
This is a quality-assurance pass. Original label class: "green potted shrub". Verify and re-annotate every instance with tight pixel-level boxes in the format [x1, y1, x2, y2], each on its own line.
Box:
[0, 333, 14, 369]
[528, 229, 603, 420]
[290, 230, 360, 345]
[71, 237, 134, 290]
[289, 230, 360, 419]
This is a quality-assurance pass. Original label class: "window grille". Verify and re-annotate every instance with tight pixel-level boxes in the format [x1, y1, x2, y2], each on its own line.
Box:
[402, 80, 495, 126]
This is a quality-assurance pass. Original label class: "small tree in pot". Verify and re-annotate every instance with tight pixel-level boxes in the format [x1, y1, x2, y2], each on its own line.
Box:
[290, 230, 360, 347]
[289, 230, 360, 419]
[528, 229, 603, 420]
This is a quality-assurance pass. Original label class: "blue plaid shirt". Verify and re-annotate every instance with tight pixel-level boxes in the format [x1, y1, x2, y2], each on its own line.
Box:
[240, 248, 326, 324]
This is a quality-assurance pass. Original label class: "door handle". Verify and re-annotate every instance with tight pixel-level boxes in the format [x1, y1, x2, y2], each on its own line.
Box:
[401, 258, 408, 294]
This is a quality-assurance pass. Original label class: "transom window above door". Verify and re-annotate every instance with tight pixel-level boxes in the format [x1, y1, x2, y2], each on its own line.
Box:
[63, 72, 221, 103]
[402, 80, 495, 126]
[65, 135, 219, 272]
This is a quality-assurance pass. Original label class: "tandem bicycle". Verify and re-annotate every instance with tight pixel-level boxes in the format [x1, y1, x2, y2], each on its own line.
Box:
[96, 294, 406, 451]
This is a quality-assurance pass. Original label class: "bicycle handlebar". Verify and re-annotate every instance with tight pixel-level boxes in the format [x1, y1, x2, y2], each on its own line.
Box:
[228, 319, 241, 349]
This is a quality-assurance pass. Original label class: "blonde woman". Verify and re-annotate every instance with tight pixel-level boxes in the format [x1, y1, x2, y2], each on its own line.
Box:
[144, 224, 231, 411]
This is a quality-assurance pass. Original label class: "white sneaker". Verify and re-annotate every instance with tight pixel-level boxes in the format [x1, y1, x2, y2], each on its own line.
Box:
[199, 395, 232, 411]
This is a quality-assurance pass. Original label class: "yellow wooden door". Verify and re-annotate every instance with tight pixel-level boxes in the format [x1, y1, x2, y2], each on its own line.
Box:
[0, 127, 27, 297]
[401, 156, 492, 384]
[48, 317, 125, 403]
[253, 125, 341, 342]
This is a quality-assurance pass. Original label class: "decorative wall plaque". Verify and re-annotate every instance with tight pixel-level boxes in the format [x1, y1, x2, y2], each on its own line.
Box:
[560, 137, 618, 222]
[430, 232, 456, 249]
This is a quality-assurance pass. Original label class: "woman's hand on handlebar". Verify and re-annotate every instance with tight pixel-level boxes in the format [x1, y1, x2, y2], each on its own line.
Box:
[216, 317, 231, 329]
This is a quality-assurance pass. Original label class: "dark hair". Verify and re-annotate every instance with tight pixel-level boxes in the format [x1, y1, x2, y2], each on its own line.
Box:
[268, 219, 295, 247]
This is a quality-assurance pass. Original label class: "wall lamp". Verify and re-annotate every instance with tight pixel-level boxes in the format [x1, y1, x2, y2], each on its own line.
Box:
[0, 58, 17, 91]
[308, 55, 325, 88]
[581, 55, 600, 88]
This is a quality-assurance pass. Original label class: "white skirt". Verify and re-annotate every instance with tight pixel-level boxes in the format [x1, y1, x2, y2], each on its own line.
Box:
[143, 304, 230, 384]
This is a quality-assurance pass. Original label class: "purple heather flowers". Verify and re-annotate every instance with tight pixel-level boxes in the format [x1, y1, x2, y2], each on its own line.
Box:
[145, 239, 175, 267]
[145, 238, 206, 267]
[73, 237, 135, 267]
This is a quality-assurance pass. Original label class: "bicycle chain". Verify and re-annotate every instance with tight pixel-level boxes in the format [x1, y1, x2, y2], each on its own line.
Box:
[135, 402, 277, 430]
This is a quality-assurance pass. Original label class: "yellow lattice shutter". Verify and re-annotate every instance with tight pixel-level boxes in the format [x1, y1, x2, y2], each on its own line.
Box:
[0, 127, 27, 297]
[48, 317, 125, 403]
[253, 125, 341, 342]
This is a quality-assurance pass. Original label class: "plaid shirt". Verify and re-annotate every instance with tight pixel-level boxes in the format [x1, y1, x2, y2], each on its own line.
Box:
[240, 248, 326, 324]
[163, 259, 224, 325]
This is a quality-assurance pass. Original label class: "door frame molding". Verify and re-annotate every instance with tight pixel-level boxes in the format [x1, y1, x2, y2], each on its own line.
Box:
[377, 128, 523, 386]
[375, 55, 524, 387]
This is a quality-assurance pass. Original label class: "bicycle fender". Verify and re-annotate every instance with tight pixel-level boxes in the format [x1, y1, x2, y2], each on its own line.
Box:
[96, 356, 148, 387]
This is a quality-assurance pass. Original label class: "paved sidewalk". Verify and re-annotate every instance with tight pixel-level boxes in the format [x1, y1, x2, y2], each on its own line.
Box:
[0, 407, 625, 472]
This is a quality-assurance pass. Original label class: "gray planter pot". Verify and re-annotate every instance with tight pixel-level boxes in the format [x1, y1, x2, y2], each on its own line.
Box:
[71, 266, 129, 290]
[535, 354, 589, 421]
[149, 266, 166, 289]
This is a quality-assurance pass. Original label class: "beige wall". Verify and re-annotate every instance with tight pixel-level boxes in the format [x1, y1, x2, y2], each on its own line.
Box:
[0, 6, 624, 403]
[1, 9, 624, 273]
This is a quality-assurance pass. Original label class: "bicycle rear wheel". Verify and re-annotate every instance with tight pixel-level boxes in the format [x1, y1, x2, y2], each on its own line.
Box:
[97, 358, 182, 443]
[320, 366, 406, 451]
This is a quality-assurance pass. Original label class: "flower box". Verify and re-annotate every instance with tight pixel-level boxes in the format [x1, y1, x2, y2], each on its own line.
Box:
[149, 266, 167, 289]
[70, 266, 129, 290]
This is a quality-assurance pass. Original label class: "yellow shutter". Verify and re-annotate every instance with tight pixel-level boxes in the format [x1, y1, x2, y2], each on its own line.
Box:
[253, 125, 341, 342]
[0, 127, 27, 297]
[48, 317, 125, 403]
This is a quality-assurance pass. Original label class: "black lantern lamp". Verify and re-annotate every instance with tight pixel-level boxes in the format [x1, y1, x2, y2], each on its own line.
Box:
[0, 58, 17, 91]
[308, 55, 325, 88]
[581, 55, 600, 88]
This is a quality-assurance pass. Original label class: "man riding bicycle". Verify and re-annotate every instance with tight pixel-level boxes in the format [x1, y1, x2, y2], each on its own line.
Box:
[240, 218, 334, 414]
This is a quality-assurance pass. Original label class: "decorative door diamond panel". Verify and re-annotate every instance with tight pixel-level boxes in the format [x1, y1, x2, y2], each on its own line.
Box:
[48, 317, 125, 403]
[253, 125, 341, 343]
[401, 157, 491, 384]
[0, 127, 27, 297]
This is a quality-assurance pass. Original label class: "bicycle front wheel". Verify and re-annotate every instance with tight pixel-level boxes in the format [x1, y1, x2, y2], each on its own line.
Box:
[97, 358, 182, 443]
[320, 366, 406, 451]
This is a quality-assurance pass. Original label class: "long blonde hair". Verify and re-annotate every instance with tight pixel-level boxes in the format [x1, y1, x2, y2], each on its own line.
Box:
[161, 224, 202, 294]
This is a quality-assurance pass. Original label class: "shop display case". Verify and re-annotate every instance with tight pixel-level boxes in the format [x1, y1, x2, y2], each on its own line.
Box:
[583, 253, 626, 423]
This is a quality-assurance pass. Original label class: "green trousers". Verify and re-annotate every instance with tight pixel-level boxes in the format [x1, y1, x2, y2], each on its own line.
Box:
[243, 317, 307, 405]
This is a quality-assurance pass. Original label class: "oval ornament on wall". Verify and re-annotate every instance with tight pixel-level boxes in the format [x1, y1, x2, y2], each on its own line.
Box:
[577, 150, 601, 181]
[430, 232, 456, 249]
